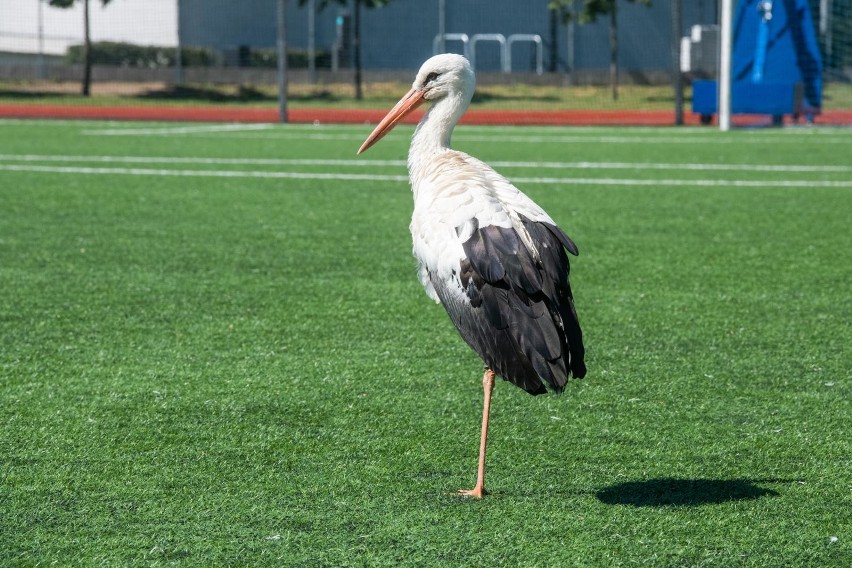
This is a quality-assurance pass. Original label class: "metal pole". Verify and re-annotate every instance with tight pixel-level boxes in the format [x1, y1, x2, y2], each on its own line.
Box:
[82, 0, 91, 96]
[277, 0, 288, 123]
[672, 0, 683, 125]
[308, 0, 316, 83]
[438, 0, 446, 53]
[567, 2, 575, 85]
[36, 0, 46, 79]
[820, 0, 832, 65]
[353, 0, 362, 100]
[175, 0, 184, 85]
[718, 0, 733, 131]
[549, 8, 557, 73]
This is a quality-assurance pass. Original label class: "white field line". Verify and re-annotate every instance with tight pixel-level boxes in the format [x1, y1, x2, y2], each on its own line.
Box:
[69, 125, 852, 145]
[3, 163, 852, 187]
[0, 154, 404, 168]
[0, 117, 843, 136]
[3, 118, 849, 144]
[496, 161, 852, 172]
[461, 133, 852, 145]
[1, 154, 851, 174]
[0, 118, 282, 130]
[132, 132, 852, 145]
[80, 123, 276, 135]
[0, 163, 407, 182]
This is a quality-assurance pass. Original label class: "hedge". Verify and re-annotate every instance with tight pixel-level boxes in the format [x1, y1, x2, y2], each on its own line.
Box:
[66, 42, 332, 69]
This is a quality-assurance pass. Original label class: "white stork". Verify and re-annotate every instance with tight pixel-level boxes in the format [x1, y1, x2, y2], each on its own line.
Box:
[358, 53, 586, 498]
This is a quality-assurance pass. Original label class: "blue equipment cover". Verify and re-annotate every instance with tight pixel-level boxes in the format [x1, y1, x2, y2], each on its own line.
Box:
[693, 0, 823, 118]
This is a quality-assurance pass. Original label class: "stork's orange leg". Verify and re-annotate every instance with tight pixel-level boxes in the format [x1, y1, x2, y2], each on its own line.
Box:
[458, 368, 495, 499]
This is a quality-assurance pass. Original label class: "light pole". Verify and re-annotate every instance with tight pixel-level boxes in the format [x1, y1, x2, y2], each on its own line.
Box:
[719, 0, 733, 131]
[277, 0, 288, 123]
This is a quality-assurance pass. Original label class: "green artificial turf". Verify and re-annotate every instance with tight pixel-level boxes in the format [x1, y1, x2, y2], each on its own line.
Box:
[0, 120, 850, 566]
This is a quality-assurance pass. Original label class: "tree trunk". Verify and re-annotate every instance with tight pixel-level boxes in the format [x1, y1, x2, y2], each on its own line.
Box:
[276, 0, 288, 123]
[609, 2, 618, 101]
[549, 7, 558, 73]
[82, 0, 91, 96]
[353, 0, 363, 100]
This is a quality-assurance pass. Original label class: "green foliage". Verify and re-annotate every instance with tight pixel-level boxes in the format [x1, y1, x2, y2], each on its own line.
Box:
[287, 48, 333, 69]
[549, 0, 652, 24]
[236, 47, 333, 69]
[60, 42, 332, 69]
[1, 121, 850, 566]
[298, 0, 392, 9]
[48, 0, 112, 8]
[65, 41, 218, 67]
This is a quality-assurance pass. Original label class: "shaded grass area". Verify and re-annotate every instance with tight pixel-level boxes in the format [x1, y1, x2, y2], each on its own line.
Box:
[0, 80, 683, 110]
[1, 80, 851, 111]
[0, 122, 850, 566]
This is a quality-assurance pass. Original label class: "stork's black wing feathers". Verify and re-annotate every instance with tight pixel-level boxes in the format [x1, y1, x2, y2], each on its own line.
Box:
[546, 223, 580, 257]
[432, 215, 585, 396]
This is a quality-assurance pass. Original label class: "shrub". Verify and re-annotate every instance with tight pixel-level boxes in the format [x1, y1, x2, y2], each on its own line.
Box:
[65, 42, 332, 69]
[65, 42, 218, 68]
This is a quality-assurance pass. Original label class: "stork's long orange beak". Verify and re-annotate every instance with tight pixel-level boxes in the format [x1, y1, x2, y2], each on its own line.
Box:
[357, 88, 427, 154]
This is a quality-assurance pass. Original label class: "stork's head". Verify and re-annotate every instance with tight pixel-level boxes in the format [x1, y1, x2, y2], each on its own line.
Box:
[358, 54, 475, 154]
[412, 53, 475, 104]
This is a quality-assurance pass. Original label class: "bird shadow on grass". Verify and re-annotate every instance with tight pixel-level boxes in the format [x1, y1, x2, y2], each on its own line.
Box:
[426, 478, 790, 504]
[595, 478, 786, 507]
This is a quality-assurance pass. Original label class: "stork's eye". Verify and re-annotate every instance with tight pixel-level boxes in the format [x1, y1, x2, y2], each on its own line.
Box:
[425, 72, 439, 84]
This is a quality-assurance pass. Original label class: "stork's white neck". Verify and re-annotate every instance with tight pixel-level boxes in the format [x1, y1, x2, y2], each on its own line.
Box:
[407, 90, 471, 193]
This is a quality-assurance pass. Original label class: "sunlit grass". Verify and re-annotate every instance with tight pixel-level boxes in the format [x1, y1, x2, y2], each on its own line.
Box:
[1, 121, 850, 566]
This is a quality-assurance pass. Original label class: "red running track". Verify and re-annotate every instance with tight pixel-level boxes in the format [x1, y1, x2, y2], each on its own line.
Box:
[2, 103, 850, 126]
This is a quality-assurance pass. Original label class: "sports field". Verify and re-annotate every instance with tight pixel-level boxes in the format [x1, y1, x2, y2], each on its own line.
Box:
[1, 119, 850, 566]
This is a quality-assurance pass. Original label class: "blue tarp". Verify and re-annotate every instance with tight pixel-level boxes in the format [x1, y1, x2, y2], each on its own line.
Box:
[693, 0, 823, 118]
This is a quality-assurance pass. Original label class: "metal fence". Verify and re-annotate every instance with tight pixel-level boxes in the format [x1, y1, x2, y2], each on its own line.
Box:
[0, 0, 849, 126]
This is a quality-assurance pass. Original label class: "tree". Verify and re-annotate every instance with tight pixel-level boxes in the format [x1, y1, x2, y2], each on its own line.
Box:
[299, 0, 392, 100]
[48, 0, 114, 96]
[549, 0, 651, 100]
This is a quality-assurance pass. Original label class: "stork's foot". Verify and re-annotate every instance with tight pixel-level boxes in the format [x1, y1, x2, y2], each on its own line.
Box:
[457, 485, 488, 499]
